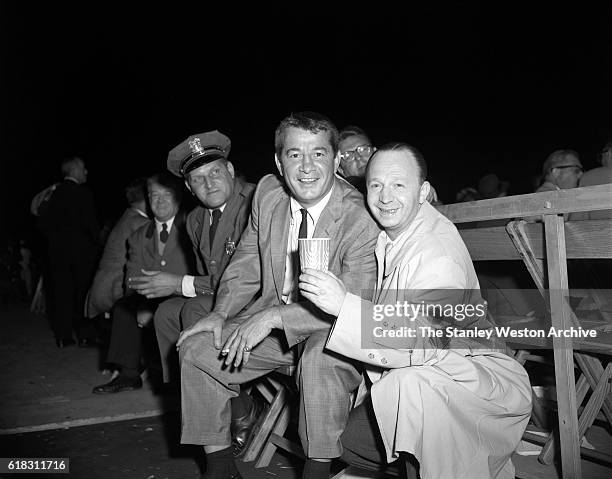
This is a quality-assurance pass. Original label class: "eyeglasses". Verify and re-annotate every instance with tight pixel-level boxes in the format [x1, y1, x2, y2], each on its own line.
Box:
[552, 165, 584, 173]
[339, 144, 373, 162]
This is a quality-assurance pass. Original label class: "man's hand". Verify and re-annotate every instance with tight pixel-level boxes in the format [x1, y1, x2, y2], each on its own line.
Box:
[176, 311, 226, 350]
[221, 309, 281, 368]
[299, 268, 347, 317]
[128, 270, 182, 299]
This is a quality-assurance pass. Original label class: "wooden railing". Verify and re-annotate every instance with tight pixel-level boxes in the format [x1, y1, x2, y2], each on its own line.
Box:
[437, 184, 612, 479]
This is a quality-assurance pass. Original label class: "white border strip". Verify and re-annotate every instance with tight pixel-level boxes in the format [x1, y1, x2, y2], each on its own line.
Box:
[0, 409, 166, 435]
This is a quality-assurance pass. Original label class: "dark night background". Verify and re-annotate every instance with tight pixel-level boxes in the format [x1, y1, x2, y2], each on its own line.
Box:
[1, 3, 611, 242]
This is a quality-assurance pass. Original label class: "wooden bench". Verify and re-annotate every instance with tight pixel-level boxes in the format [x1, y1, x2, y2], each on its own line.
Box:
[437, 184, 612, 479]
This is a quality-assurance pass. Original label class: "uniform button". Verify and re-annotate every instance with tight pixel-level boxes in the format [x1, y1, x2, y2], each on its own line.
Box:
[161, 260, 166, 266]
[381, 357, 388, 365]
[382, 321, 388, 327]
[210, 260, 216, 266]
[368, 353, 375, 359]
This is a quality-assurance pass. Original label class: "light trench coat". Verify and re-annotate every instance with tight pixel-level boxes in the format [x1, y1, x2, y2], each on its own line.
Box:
[327, 202, 532, 479]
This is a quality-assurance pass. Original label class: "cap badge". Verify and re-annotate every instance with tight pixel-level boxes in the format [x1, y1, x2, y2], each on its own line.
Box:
[188, 137, 204, 155]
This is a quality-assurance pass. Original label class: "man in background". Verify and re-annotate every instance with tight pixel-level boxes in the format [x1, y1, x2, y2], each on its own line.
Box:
[38, 157, 100, 348]
[337, 125, 375, 193]
[92, 172, 194, 394]
[536, 149, 583, 192]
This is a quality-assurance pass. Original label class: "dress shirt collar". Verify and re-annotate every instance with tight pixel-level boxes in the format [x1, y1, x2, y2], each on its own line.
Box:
[208, 203, 227, 221]
[155, 215, 176, 235]
[376, 201, 437, 268]
[289, 184, 334, 229]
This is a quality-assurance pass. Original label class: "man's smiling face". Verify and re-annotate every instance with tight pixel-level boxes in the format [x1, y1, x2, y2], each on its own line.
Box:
[275, 126, 339, 207]
[366, 149, 430, 240]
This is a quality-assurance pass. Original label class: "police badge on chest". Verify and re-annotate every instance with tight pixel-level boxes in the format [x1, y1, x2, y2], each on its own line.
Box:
[224, 237, 236, 256]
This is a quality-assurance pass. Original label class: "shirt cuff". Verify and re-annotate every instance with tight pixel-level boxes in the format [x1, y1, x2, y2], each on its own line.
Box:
[181, 275, 197, 297]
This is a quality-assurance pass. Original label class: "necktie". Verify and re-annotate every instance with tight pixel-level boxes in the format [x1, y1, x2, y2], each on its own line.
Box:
[298, 208, 308, 239]
[295, 209, 309, 303]
[209, 209, 222, 248]
[159, 223, 169, 243]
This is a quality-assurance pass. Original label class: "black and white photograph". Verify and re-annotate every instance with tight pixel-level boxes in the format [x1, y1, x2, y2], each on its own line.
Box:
[1, 3, 611, 478]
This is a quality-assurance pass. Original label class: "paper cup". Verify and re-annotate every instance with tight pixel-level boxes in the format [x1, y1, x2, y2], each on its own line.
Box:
[298, 238, 330, 272]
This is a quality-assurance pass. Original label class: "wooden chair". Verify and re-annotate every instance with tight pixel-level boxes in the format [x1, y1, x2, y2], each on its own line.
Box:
[239, 365, 302, 466]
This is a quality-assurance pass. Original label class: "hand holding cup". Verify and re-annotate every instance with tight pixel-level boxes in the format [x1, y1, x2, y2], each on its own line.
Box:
[298, 268, 346, 317]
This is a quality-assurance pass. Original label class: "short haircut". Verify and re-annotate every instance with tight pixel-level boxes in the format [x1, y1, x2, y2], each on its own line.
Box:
[147, 171, 184, 203]
[61, 157, 84, 176]
[339, 125, 371, 143]
[542, 149, 580, 175]
[368, 142, 428, 184]
[125, 177, 147, 205]
[274, 111, 339, 157]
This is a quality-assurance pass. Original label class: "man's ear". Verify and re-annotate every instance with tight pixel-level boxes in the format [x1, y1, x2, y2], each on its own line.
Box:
[333, 151, 341, 174]
[275, 154, 284, 177]
[419, 181, 431, 204]
[225, 161, 235, 178]
[184, 178, 194, 195]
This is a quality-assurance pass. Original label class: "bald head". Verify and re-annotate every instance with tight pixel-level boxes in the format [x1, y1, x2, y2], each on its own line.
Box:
[61, 157, 88, 184]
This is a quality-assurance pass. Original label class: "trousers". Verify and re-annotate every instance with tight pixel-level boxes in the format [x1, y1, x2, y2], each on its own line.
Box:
[179, 315, 362, 458]
[153, 295, 213, 383]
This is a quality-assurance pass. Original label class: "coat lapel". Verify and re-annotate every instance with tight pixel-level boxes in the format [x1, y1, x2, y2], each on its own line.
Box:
[144, 221, 159, 267]
[313, 177, 345, 245]
[270, 191, 290, 300]
[210, 179, 245, 257]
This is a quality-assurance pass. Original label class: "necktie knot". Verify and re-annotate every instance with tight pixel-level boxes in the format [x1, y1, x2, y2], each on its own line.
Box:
[299, 208, 308, 239]
[160, 223, 169, 243]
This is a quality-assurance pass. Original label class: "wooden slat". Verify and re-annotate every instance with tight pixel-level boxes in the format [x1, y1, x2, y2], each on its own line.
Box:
[254, 406, 294, 468]
[459, 226, 520, 260]
[539, 375, 590, 464]
[544, 214, 581, 479]
[577, 363, 612, 437]
[573, 354, 612, 425]
[438, 184, 612, 223]
[241, 385, 287, 462]
[460, 220, 612, 261]
[523, 220, 612, 259]
[522, 431, 612, 466]
[506, 221, 547, 295]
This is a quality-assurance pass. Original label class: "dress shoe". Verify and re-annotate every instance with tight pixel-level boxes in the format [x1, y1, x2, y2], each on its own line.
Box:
[231, 395, 268, 457]
[92, 375, 142, 394]
[56, 338, 76, 348]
